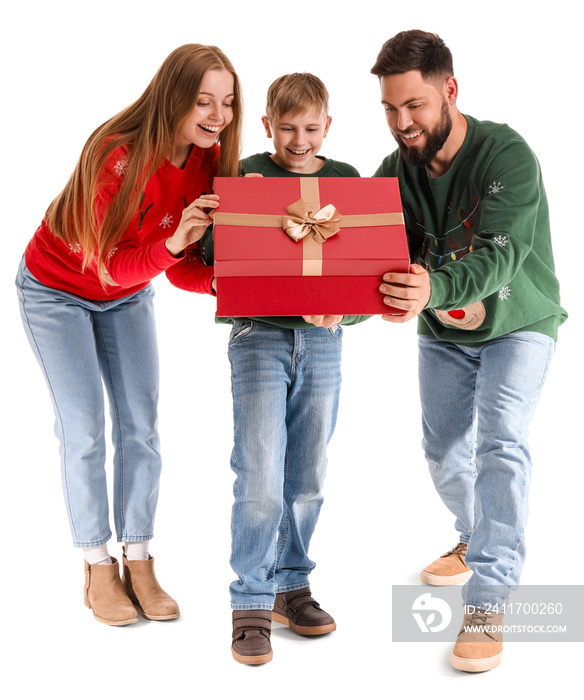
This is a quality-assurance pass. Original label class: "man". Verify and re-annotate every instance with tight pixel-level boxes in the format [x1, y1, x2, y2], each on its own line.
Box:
[372, 30, 567, 672]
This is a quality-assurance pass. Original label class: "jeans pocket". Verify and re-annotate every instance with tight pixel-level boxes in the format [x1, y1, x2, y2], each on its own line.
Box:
[229, 320, 255, 344]
[326, 324, 343, 343]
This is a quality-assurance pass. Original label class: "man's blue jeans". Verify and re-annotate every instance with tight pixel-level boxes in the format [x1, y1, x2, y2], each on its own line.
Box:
[227, 320, 343, 610]
[16, 258, 162, 547]
[418, 331, 555, 609]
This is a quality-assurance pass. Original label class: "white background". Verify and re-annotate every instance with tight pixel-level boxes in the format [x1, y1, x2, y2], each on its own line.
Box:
[2, 1, 582, 697]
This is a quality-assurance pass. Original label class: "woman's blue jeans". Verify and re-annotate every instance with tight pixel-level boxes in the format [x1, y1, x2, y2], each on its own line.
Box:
[16, 258, 162, 547]
[227, 320, 343, 610]
[418, 331, 555, 609]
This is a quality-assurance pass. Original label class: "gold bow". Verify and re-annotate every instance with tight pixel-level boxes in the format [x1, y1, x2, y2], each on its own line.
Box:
[281, 199, 342, 244]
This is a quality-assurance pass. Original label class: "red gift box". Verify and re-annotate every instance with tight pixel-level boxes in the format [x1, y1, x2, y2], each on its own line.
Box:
[213, 176, 409, 316]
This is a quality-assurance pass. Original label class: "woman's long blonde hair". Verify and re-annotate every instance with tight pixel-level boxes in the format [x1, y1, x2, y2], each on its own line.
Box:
[45, 44, 242, 285]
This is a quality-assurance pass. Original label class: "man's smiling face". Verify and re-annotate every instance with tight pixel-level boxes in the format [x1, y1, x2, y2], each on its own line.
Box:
[380, 70, 453, 168]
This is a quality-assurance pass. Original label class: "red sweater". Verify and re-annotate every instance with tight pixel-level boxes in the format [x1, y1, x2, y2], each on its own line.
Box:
[25, 143, 219, 300]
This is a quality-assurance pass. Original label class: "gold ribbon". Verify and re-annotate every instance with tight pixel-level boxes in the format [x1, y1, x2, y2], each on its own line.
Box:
[214, 178, 404, 276]
[281, 200, 342, 244]
[290, 179, 327, 276]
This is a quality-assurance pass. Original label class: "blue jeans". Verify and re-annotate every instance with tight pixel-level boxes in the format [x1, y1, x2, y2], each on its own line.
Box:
[418, 332, 555, 608]
[16, 258, 162, 547]
[228, 320, 343, 610]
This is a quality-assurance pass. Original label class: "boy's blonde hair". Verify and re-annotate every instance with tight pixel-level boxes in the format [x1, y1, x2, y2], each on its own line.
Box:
[265, 73, 329, 121]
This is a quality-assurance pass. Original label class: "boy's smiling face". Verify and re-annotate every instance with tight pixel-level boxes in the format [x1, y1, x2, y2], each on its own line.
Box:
[262, 109, 331, 174]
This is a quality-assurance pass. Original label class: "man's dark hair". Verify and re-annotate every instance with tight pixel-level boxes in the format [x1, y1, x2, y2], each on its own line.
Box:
[371, 30, 454, 85]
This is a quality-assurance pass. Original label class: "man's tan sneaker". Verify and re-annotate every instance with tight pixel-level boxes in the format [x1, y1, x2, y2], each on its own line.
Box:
[451, 608, 504, 672]
[420, 542, 472, 585]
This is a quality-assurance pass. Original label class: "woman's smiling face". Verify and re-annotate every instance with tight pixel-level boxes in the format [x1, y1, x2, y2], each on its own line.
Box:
[176, 69, 235, 151]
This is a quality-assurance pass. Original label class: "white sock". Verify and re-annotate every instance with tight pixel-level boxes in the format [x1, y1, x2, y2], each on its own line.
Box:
[125, 541, 150, 561]
[83, 544, 112, 566]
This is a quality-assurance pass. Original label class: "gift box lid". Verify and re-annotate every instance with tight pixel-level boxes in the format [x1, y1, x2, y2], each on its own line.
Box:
[213, 176, 409, 277]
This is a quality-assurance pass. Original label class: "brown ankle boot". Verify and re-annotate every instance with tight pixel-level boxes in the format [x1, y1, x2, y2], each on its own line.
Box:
[84, 557, 138, 626]
[122, 551, 180, 620]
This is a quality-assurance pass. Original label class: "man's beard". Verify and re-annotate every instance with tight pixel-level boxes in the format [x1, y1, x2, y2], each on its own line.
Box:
[396, 100, 452, 168]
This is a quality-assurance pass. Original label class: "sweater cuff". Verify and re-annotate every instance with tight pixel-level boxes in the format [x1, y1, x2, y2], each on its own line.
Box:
[153, 237, 187, 268]
[427, 272, 450, 310]
[201, 266, 216, 295]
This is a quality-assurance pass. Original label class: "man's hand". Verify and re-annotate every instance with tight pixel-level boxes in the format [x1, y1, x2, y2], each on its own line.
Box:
[379, 264, 431, 323]
[302, 315, 343, 328]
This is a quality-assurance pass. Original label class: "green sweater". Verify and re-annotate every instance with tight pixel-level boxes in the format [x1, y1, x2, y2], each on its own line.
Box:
[374, 115, 567, 345]
[203, 151, 369, 328]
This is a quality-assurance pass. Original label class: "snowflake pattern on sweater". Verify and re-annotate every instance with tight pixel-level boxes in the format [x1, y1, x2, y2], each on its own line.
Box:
[159, 214, 173, 229]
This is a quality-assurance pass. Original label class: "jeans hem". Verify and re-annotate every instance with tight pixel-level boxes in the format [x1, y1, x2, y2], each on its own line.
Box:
[117, 534, 154, 543]
[231, 603, 274, 611]
[275, 581, 310, 594]
[73, 533, 112, 548]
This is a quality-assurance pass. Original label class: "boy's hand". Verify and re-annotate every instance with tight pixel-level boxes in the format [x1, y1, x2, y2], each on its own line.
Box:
[302, 315, 343, 328]
[165, 194, 219, 257]
[243, 173, 263, 177]
[379, 264, 431, 323]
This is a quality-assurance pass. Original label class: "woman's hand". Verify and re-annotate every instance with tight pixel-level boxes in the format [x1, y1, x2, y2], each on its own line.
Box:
[165, 194, 219, 257]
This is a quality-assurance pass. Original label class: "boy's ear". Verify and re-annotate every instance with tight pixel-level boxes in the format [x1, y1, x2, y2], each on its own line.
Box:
[261, 116, 272, 138]
[323, 115, 332, 138]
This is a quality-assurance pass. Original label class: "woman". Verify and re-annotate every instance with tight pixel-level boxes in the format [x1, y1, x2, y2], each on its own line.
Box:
[16, 44, 241, 626]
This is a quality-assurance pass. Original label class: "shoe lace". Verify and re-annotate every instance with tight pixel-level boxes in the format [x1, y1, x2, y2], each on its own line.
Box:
[441, 542, 467, 558]
[459, 609, 497, 641]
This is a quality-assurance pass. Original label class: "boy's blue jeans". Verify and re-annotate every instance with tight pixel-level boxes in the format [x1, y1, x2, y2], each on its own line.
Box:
[418, 331, 555, 609]
[227, 320, 343, 610]
[16, 258, 161, 547]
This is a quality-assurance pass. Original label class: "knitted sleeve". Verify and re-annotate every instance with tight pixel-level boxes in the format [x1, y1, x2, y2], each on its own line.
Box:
[427, 137, 545, 311]
[106, 145, 218, 289]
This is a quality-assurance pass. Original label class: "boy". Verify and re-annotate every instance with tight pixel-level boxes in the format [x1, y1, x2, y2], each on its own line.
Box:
[168, 73, 367, 665]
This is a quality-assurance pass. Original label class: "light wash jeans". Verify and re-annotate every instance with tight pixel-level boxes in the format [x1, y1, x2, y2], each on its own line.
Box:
[418, 331, 555, 609]
[16, 258, 162, 547]
[227, 320, 343, 610]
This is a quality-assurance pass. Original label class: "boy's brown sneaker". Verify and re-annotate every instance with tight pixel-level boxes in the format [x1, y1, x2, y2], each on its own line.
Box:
[451, 608, 504, 672]
[420, 542, 472, 585]
[232, 610, 273, 664]
[272, 587, 336, 635]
